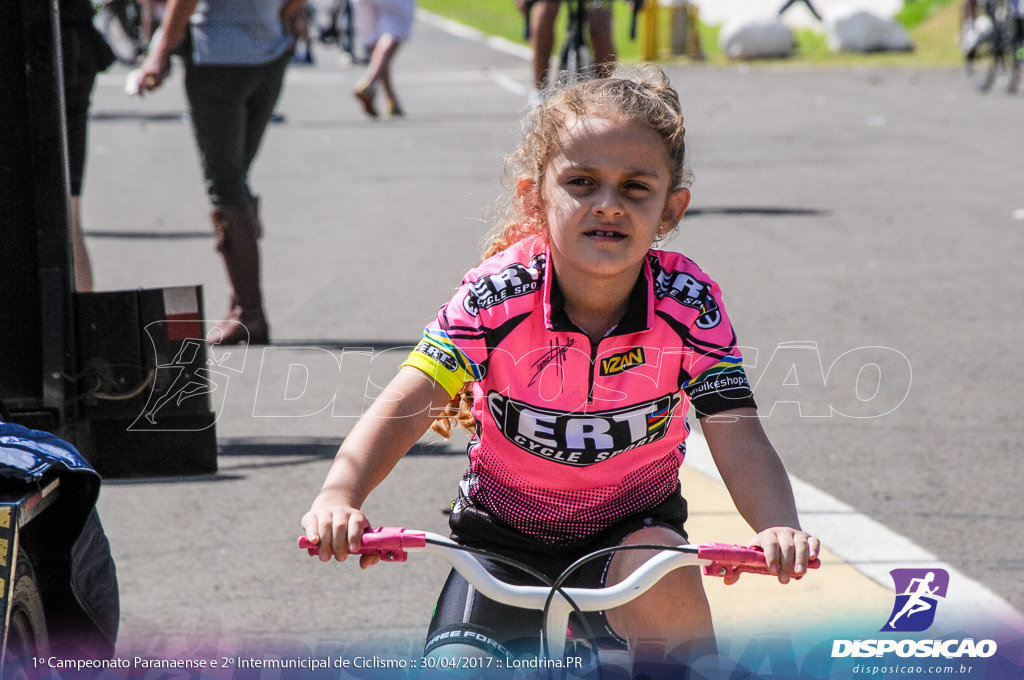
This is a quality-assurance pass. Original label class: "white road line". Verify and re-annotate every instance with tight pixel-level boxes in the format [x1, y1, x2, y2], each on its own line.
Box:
[415, 8, 533, 62]
[415, 9, 532, 97]
[685, 430, 1024, 635]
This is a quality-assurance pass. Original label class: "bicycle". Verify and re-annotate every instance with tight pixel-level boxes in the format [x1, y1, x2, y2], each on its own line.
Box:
[298, 527, 820, 675]
[964, 0, 1023, 93]
[93, 0, 148, 65]
[318, 0, 365, 64]
[524, 0, 644, 87]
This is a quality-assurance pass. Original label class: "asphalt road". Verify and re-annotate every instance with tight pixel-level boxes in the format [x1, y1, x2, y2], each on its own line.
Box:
[82, 8, 1024, 658]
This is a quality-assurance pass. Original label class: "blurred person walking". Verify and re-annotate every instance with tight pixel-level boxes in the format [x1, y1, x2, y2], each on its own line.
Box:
[138, 0, 306, 344]
[351, 0, 415, 118]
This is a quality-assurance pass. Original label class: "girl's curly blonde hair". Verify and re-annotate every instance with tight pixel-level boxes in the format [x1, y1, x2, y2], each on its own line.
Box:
[430, 65, 692, 439]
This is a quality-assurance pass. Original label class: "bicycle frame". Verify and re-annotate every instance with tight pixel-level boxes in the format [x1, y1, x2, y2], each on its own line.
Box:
[299, 527, 819, 661]
[966, 0, 1023, 92]
[523, 0, 643, 85]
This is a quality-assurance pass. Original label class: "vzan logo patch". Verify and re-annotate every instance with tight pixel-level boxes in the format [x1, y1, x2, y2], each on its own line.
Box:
[464, 254, 546, 317]
[599, 347, 647, 376]
[650, 259, 721, 329]
[486, 391, 681, 466]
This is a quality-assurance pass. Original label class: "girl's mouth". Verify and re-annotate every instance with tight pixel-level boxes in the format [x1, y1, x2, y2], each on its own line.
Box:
[585, 229, 626, 240]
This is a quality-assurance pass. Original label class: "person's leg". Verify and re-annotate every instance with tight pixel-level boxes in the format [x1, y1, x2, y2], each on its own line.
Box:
[800, 0, 823, 21]
[70, 196, 94, 292]
[587, 4, 616, 77]
[370, 35, 402, 115]
[63, 26, 99, 291]
[241, 53, 289, 181]
[185, 63, 271, 344]
[530, 0, 561, 90]
[604, 525, 716, 670]
[352, 0, 382, 116]
[423, 566, 540, 670]
[374, 0, 413, 115]
[964, 0, 978, 22]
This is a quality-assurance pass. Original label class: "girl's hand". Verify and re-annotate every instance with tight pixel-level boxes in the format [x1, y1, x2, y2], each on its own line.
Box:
[300, 495, 379, 568]
[726, 527, 820, 585]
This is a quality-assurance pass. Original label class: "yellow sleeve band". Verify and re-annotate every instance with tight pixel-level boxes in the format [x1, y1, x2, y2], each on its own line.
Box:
[402, 350, 472, 400]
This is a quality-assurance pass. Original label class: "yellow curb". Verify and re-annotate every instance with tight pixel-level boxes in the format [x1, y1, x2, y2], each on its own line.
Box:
[680, 464, 894, 637]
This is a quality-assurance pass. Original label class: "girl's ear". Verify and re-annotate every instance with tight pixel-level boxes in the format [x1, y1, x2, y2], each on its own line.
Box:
[517, 177, 544, 222]
[662, 188, 691, 226]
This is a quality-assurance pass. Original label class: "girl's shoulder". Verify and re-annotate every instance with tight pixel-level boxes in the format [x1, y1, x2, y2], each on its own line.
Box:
[462, 234, 547, 283]
[450, 235, 547, 322]
[647, 248, 717, 283]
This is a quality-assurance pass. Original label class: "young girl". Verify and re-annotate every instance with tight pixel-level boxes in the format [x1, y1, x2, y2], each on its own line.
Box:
[302, 65, 819, 669]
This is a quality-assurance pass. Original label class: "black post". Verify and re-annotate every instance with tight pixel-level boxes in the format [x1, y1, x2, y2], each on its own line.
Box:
[0, 0, 78, 432]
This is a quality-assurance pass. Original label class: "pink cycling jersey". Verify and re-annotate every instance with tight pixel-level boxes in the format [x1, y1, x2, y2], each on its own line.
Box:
[403, 235, 755, 546]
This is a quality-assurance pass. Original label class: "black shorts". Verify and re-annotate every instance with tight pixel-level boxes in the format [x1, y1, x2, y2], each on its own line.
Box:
[424, 493, 688, 661]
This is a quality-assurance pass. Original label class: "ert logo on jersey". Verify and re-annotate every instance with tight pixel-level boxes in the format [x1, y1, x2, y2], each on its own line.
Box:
[464, 255, 546, 317]
[650, 258, 721, 330]
[486, 391, 681, 466]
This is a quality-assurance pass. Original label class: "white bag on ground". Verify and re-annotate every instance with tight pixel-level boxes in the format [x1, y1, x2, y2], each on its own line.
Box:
[719, 18, 795, 59]
[825, 6, 914, 52]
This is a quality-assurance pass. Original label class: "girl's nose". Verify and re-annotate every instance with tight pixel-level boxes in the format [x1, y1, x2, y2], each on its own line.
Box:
[592, 186, 624, 217]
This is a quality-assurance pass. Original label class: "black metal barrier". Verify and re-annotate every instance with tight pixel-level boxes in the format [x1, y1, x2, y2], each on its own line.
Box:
[0, 0, 217, 478]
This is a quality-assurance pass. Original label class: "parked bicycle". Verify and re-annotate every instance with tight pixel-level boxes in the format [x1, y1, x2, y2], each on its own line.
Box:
[299, 527, 820, 675]
[318, 0, 365, 64]
[93, 0, 147, 65]
[964, 0, 1023, 93]
[523, 0, 644, 87]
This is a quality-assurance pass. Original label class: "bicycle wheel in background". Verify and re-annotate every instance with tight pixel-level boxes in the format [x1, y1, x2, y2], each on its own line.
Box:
[965, 0, 1022, 92]
[94, 0, 145, 65]
[557, 0, 593, 85]
[559, 40, 593, 84]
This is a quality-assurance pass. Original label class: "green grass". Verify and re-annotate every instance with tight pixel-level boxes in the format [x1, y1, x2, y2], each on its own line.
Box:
[897, 0, 959, 27]
[416, 0, 964, 67]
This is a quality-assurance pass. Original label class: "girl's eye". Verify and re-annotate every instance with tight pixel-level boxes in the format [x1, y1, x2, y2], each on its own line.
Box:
[566, 177, 593, 187]
[623, 181, 651, 194]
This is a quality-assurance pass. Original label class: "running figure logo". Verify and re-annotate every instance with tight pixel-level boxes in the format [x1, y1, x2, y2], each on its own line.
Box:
[882, 568, 950, 632]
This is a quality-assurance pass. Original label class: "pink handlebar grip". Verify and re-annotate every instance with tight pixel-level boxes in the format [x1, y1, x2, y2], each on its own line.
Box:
[698, 542, 821, 580]
[298, 527, 426, 562]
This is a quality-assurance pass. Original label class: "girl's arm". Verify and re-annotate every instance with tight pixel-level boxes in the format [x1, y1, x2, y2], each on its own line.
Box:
[301, 366, 455, 568]
[700, 407, 820, 584]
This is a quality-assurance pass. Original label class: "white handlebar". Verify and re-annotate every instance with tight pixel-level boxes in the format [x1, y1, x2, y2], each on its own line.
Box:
[419, 532, 703, 656]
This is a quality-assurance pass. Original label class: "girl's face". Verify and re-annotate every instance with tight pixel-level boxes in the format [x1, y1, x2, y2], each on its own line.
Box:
[531, 114, 690, 289]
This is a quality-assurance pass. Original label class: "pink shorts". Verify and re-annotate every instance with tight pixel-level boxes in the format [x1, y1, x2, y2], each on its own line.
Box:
[353, 0, 415, 45]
